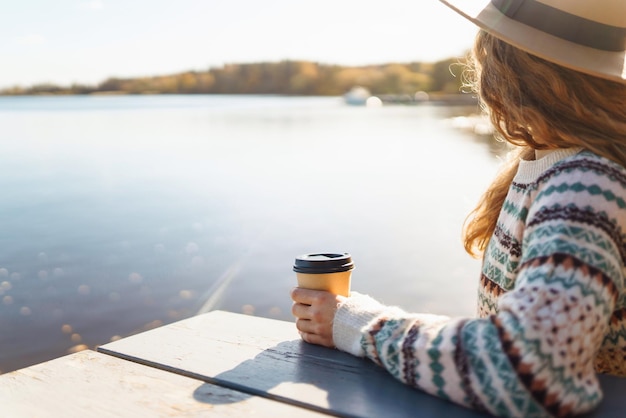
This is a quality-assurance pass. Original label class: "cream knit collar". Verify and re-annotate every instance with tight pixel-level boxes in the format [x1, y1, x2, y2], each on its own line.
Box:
[514, 148, 584, 183]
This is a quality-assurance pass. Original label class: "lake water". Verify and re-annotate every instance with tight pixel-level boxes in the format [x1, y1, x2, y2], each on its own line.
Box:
[0, 95, 504, 374]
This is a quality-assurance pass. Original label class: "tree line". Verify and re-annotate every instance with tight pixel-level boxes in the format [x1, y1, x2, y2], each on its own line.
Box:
[1, 58, 469, 96]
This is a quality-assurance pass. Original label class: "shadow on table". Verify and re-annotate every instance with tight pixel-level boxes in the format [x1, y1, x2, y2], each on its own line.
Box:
[192, 339, 489, 418]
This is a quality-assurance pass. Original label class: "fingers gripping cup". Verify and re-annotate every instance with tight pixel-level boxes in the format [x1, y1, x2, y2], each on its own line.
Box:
[293, 253, 354, 297]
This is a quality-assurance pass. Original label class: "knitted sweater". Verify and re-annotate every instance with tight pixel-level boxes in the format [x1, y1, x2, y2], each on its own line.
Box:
[333, 149, 626, 417]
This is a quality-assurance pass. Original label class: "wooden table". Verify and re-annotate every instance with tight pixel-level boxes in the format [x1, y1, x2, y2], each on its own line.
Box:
[1, 310, 625, 417]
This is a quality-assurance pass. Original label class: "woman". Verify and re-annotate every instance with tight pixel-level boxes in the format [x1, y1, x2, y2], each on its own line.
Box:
[291, 0, 626, 416]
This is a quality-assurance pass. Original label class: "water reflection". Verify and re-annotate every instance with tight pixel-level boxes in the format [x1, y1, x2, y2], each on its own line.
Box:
[0, 96, 503, 375]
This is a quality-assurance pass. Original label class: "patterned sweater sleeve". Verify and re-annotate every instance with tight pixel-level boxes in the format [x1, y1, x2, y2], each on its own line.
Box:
[332, 157, 625, 417]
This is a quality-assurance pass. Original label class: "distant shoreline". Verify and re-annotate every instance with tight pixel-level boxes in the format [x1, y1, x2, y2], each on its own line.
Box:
[0, 58, 469, 98]
[0, 92, 479, 107]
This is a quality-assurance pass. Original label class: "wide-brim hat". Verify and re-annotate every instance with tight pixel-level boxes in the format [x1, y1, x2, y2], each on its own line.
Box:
[439, 0, 626, 84]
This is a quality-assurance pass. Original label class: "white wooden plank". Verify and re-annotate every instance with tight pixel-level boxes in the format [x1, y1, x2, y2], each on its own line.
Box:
[98, 311, 626, 418]
[0, 349, 324, 417]
[98, 311, 489, 417]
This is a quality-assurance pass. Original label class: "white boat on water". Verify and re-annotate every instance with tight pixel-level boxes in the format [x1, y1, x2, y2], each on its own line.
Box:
[343, 86, 383, 107]
[343, 86, 371, 105]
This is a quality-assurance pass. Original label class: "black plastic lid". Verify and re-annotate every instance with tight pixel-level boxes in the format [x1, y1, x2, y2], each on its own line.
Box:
[293, 253, 354, 274]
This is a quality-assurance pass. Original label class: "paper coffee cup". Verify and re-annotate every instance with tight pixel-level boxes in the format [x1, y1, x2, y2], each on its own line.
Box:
[293, 253, 354, 297]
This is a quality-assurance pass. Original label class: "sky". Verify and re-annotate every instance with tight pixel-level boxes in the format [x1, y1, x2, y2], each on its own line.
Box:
[0, 0, 478, 89]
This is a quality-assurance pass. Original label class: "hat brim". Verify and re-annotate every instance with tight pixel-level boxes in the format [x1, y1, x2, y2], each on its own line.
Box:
[440, 0, 626, 84]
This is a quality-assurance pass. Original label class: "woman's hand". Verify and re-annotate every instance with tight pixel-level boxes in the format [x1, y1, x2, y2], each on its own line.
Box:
[290, 288, 346, 348]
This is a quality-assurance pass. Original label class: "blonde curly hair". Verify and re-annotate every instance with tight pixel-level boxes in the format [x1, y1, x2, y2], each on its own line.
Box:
[463, 30, 626, 257]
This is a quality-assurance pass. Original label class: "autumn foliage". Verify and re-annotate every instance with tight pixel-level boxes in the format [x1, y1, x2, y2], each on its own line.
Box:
[1, 58, 467, 96]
